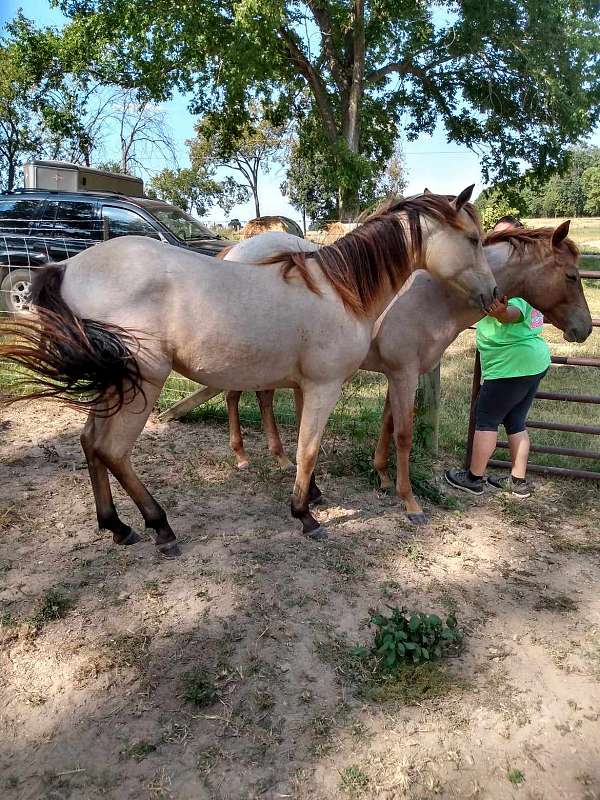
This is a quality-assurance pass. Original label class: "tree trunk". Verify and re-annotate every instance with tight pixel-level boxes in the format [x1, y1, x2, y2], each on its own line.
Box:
[337, 0, 365, 222]
[253, 187, 260, 218]
[7, 160, 15, 192]
[339, 185, 360, 221]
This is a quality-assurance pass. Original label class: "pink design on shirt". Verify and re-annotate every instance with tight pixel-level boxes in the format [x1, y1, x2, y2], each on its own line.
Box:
[530, 308, 544, 329]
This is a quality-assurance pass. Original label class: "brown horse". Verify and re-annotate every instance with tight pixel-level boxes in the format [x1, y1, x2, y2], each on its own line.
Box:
[208, 223, 591, 521]
[0, 189, 496, 555]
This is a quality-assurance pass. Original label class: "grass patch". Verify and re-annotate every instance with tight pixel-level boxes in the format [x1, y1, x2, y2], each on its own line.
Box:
[126, 740, 157, 762]
[549, 533, 600, 554]
[364, 661, 457, 704]
[339, 765, 369, 797]
[30, 588, 74, 628]
[107, 633, 151, 669]
[507, 767, 525, 786]
[535, 594, 578, 613]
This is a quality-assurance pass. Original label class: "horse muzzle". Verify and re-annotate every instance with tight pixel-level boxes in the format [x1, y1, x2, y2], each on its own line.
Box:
[564, 322, 593, 343]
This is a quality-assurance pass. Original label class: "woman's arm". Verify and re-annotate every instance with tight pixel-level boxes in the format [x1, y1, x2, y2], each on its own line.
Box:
[485, 296, 522, 324]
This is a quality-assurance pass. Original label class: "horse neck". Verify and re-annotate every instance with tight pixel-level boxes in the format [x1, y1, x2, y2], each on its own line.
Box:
[438, 243, 522, 339]
[364, 213, 430, 321]
[485, 242, 529, 299]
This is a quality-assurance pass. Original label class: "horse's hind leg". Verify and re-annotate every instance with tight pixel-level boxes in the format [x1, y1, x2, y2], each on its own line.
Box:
[226, 390, 250, 468]
[81, 412, 141, 546]
[88, 378, 180, 556]
[388, 372, 426, 524]
[257, 390, 294, 470]
[373, 389, 394, 491]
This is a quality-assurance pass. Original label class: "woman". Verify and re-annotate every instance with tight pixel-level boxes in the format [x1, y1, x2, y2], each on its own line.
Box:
[445, 217, 550, 498]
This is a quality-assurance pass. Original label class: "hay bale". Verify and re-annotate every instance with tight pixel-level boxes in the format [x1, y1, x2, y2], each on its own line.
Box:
[240, 216, 289, 240]
[322, 221, 359, 244]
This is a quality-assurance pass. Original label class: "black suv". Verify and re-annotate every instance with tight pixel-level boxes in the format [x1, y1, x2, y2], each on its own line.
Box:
[0, 190, 233, 312]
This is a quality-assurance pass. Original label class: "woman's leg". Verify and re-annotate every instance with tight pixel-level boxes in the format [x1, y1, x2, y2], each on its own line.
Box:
[503, 369, 547, 478]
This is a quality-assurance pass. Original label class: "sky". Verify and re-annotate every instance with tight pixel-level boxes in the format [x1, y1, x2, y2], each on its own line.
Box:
[3, 0, 600, 224]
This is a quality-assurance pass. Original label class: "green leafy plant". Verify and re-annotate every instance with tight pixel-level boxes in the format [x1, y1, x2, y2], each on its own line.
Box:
[369, 606, 463, 669]
[181, 670, 220, 707]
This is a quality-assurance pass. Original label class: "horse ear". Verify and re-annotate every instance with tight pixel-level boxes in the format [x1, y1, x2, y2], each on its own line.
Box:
[452, 184, 475, 211]
[423, 187, 433, 194]
[552, 220, 570, 248]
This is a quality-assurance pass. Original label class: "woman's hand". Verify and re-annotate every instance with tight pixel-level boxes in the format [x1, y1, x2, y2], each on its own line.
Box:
[485, 295, 521, 323]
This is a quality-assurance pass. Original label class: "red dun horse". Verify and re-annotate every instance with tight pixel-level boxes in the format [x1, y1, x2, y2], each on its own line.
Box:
[212, 223, 591, 522]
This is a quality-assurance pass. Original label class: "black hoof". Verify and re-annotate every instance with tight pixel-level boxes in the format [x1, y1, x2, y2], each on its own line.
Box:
[305, 525, 328, 541]
[156, 540, 181, 558]
[407, 512, 427, 525]
[116, 528, 143, 546]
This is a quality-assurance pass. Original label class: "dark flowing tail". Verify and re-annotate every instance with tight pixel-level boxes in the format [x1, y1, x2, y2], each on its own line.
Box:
[0, 264, 144, 415]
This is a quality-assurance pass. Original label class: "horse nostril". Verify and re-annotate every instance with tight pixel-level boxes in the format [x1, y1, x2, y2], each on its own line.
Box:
[493, 286, 499, 300]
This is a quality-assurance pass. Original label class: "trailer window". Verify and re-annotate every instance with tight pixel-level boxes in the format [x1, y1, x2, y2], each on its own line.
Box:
[102, 206, 160, 239]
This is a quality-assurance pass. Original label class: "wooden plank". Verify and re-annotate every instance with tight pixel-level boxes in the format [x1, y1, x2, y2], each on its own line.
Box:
[158, 386, 223, 422]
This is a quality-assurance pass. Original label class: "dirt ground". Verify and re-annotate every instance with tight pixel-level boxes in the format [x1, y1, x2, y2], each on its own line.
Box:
[1, 401, 600, 800]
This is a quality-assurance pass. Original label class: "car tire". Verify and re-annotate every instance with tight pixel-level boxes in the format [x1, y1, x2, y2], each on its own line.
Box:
[0, 269, 34, 314]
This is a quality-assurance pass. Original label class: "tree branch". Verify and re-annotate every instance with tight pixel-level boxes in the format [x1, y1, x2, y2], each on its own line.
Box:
[365, 59, 412, 84]
[278, 26, 338, 147]
[306, 0, 348, 92]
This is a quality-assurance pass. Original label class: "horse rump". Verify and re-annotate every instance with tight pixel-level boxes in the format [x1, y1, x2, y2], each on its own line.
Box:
[0, 264, 144, 415]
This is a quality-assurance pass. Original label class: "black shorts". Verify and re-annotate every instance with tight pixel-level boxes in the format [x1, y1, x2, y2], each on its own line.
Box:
[475, 369, 548, 435]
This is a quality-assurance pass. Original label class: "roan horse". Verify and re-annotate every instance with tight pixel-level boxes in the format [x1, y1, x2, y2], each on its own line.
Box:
[205, 223, 591, 521]
[0, 189, 497, 555]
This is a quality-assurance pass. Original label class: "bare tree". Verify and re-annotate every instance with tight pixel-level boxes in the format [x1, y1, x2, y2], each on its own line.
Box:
[105, 89, 179, 176]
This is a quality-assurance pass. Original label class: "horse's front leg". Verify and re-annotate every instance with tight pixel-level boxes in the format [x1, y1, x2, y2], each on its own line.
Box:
[257, 390, 294, 470]
[292, 386, 321, 504]
[226, 390, 250, 468]
[291, 381, 343, 539]
[388, 372, 427, 525]
[373, 388, 394, 491]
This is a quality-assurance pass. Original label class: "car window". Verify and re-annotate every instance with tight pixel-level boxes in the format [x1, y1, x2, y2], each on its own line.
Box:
[0, 199, 44, 231]
[102, 206, 161, 239]
[39, 199, 101, 240]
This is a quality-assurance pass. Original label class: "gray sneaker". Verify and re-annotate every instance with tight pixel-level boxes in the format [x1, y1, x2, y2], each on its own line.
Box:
[487, 475, 531, 498]
[444, 468, 484, 495]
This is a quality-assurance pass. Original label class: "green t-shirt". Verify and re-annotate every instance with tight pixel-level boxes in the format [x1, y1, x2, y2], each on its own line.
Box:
[476, 298, 551, 380]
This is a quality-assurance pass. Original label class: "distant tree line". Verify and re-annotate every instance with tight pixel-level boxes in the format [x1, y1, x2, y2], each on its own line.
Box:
[477, 147, 600, 227]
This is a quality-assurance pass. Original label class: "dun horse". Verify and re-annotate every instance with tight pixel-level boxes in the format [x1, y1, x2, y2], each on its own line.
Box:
[0, 189, 496, 555]
[208, 223, 591, 521]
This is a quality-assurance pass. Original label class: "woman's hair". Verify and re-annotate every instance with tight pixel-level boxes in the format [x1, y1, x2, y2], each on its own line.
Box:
[494, 215, 524, 229]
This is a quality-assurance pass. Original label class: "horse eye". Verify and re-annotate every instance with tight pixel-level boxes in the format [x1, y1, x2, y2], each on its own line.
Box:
[566, 274, 578, 283]
[469, 237, 479, 246]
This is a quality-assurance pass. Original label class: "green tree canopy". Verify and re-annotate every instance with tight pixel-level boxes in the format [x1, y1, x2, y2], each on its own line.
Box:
[150, 166, 249, 216]
[478, 147, 600, 220]
[582, 166, 600, 215]
[55, 0, 600, 218]
[189, 109, 283, 218]
[0, 15, 94, 189]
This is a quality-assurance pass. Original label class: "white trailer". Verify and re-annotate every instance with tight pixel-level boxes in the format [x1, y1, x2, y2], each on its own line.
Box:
[23, 160, 144, 197]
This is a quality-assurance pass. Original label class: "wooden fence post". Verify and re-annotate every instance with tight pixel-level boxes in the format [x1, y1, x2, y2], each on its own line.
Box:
[417, 364, 441, 454]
